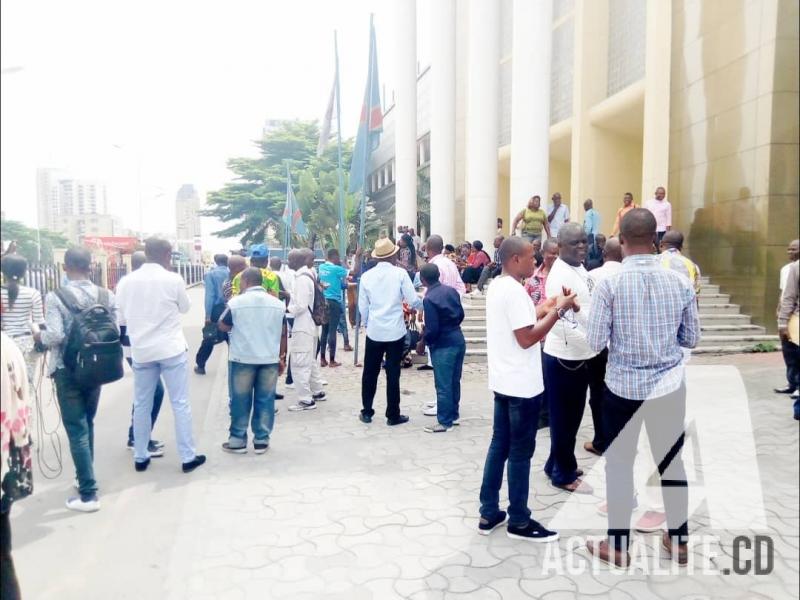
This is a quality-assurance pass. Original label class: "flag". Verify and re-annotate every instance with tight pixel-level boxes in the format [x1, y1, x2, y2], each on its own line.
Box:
[283, 169, 307, 237]
[348, 20, 382, 194]
[317, 79, 335, 157]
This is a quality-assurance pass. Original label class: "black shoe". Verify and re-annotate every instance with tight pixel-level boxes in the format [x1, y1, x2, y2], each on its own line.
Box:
[417, 365, 434, 371]
[478, 511, 508, 535]
[774, 386, 796, 394]
[182, 455, 206, 473]
[359, 413, 372, 424]
[222, 443, 246, 454]
[313, 392, 327, 401]
[275, 393, 285, 400]
[387, 415, 410, 426]
[194, 366, 206, 375]
[253, 442, 269, 455]
[135, 458, 150, 472]
[506, 519, 559, 543]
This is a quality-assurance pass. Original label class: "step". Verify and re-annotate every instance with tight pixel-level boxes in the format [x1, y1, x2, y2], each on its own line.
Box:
[696, 335, 777, 348]
[692, 344, 779, 355]
[695, 303, 740, 314]
[694, 293, 730, 303]
[697, 284, 720, 295]
[700, 324, 765, 334]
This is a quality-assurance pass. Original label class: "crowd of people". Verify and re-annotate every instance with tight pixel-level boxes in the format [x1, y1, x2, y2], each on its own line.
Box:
[1, 184, 798, 591]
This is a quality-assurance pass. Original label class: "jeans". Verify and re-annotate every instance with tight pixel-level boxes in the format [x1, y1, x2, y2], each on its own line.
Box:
[132, 352, 197, 463]
[780, 338, 799, 393]
[54, 368, 100, 499]
[431, 341, 466, 427]
[227, 362, 278, 446]
[0, 510, 20, 600]
[604, 383, 688, 551]
[361, 335, 405, 420]
[318, 299, 343, 361]
[337, 308, 350, 346]
[126, 357, 164, 444]
[476, 265, 501, 292]
[479, 392, 542, 527]
[195, 303, 228, 369]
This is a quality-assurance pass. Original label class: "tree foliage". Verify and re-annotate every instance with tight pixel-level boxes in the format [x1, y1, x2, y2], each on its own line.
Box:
[0, 219, 68, 263]
[203, 120, 381, 251]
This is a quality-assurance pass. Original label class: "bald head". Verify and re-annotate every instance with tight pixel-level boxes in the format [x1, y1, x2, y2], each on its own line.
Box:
[426, 234, 444, 256]
[498, 236, 530, 266]
[287, 249, 303, 271]
[660, 230, 684, 251]
[228, 255, 247, 277]
[620, 208, 657, 249]
[131, 251, 147, 271]
[603, 237, 623, 262]
[241, 267, 263, 289]
[499, 236, 536, 280]
[301, 248, 315, 268]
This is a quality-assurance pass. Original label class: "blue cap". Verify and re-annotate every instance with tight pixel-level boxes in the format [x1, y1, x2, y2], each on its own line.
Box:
[248, 244, 269, 258]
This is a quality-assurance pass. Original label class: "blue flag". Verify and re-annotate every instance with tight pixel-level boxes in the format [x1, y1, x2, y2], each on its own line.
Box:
[283, 169, 307, 237]
[348, 21, 382, 194]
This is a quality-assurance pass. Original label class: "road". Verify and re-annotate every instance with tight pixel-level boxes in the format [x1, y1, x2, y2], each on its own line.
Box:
[8, 287, 799, 599]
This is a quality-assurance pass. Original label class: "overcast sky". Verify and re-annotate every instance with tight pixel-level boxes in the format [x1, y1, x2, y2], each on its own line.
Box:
[1, 0, 430, 251]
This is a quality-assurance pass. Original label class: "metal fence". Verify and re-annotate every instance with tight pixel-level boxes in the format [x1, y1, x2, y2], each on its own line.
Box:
[20, 261, 204, 298]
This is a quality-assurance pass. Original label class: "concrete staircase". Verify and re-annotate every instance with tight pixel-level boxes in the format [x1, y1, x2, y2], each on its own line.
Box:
[458, 275, 779, 363]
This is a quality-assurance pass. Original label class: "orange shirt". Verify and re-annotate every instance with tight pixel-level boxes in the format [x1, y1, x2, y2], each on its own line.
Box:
[612, 204, 637, 236]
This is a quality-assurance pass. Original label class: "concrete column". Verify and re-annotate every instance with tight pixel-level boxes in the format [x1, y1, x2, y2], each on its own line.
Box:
[430, 0, 456, 243]
[395, 0, 418, 231]
[509, 0, 552, 232]
[641, 0, 671, 202]
[465, 0, 500, 244]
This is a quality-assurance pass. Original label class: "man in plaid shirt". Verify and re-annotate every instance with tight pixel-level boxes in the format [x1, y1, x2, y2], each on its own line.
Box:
[585, 208, 699, 569]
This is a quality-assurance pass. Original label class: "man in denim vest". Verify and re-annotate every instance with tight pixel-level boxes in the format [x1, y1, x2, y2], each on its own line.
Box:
[218, 268, 287, 453]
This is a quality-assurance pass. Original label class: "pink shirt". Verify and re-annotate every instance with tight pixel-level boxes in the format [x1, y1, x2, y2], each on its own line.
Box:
[429, 253, 466, 296]
[645, 198, 672, 232]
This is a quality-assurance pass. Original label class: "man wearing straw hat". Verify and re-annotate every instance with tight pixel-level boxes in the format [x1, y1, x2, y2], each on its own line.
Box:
[357, 238, 423, 426]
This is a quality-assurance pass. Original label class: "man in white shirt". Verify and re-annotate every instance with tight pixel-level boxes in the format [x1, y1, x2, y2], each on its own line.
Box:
[287, 249, 326, 411]
[479, 236, 575, 541]
[543, 223, 605, 493]
[547, 192, 570, 240]
[357, 238, 423, 426]
[588, 237, 623, 285]
[775, 238, 800, 395]
[116, 238, 205, 474]
[645, 186, 672, 245]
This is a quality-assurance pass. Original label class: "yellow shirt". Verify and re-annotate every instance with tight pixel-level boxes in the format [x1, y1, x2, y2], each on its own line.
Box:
[612, 204, 637, 236]
[522, 208, 547, 235]
[231, 268, 281, 297]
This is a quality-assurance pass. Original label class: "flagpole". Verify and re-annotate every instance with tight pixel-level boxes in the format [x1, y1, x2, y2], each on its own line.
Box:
[354, 14, 375, 367]
[285, 162, 291, 260]
[334, 30, 346, 259]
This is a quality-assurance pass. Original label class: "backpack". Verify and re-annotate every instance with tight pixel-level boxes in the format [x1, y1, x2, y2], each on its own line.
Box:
[299, 272, 328, 326]
[55, 287, 124, 388]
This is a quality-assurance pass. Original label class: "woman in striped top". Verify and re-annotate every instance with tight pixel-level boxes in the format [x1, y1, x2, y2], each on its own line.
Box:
[1, 255, 45, 383]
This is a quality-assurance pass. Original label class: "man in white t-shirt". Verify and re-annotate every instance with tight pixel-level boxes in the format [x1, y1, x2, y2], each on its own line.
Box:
[775, 238, 799, 395]
[547, 192, 570, 240]
[478, 237, 576, 542]
[543, 223, 606, 494]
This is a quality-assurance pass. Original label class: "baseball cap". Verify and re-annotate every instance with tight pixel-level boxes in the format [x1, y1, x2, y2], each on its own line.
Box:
[248, 244, 269, 258]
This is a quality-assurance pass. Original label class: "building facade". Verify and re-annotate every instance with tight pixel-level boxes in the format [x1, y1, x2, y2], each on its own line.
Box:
[369, 0, 799, 329]
[175, 183, 202, 259]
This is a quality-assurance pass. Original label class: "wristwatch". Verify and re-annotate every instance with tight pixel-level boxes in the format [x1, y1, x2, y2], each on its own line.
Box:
[557, 308, 567, 319]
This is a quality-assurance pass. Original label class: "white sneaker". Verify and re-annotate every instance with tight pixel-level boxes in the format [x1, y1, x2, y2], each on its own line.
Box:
[425, 400, 436, 408]
[288, 401, 317, 412]
[66, 496, 100, 513]
[321, 379, 329, 386]
[423, 406, 438, 416]
[285, 383, 295, 389]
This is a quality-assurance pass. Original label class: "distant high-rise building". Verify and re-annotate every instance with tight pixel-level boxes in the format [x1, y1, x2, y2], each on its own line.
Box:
[36, 168, 108, 229]
[175, 184, 201, 258]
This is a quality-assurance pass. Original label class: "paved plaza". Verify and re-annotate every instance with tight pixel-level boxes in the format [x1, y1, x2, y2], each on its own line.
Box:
[9, 288, 799, 599]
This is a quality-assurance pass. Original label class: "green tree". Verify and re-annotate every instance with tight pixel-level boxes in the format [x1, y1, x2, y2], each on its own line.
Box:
[0, 219, 67, 263]
[203, 120, 381, 251]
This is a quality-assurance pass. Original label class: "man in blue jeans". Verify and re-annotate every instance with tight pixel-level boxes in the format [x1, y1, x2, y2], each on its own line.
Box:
[116, 238, 205, 474]
[479, 237, 575, 541]
[419, 264, 465, 433]
[218, 268, 287, 453]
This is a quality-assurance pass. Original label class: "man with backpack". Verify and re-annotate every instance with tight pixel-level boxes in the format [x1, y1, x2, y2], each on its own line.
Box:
[116, 238, 206, 474]
[287, 248, 326, 412]
[39, 247, 123, 513]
